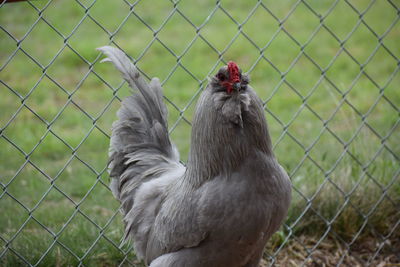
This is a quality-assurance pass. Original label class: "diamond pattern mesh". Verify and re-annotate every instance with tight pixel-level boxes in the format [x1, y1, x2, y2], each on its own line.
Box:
[1, 0, 399, 266]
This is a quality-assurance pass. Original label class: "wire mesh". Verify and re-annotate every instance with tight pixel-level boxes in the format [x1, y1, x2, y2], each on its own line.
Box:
[0, 0, 399, 266]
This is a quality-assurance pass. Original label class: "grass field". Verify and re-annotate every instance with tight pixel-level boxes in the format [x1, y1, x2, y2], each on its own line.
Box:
[1, 0, 399, 266]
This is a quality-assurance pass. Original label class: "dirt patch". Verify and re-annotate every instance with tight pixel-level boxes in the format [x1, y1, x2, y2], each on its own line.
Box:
[260, 235, 400, 266]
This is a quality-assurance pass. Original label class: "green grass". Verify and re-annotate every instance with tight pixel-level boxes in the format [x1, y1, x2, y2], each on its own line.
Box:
[1, 0, 399, 265]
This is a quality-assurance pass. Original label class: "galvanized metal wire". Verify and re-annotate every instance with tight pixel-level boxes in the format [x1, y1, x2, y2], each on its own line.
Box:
[1, 0, 399, 266]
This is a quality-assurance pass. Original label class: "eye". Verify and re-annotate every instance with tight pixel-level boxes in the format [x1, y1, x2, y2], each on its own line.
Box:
[217, 73, 226, 81]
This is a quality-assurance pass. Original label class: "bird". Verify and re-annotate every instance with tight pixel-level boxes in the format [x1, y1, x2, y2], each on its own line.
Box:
[98, 46, 292, 267]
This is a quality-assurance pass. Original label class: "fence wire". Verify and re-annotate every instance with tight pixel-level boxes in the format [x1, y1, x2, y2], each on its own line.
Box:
[0, 0, 399, 266]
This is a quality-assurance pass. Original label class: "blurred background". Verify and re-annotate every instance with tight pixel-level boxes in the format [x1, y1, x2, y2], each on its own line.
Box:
[0, 0, 399, 266]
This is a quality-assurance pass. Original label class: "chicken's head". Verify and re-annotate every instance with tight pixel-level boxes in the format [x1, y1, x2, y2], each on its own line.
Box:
[207, 62, 252, 128]
[213, 61, 249, 94]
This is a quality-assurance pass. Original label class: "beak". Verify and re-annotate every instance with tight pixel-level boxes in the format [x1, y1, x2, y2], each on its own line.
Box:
[233, 82, 241, 91]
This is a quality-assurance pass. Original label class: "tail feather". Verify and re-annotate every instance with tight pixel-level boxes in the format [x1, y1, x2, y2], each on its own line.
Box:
[98, 46, 166, 125]
[98, 46, 180, 218]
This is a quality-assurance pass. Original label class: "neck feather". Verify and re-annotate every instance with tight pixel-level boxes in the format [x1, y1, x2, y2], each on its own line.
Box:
[185, 87, 273, 186]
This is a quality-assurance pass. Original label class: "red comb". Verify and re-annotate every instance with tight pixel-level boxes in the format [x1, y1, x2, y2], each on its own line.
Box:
[223, 61, 240, 93]
[227, 61, 240, 83]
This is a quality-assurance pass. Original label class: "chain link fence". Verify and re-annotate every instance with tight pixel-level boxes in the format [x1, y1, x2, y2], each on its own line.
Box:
[1, 0, 399, 266]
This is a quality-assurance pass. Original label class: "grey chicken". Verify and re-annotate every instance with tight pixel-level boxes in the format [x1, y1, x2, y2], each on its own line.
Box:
[99, 46, 291, 267]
